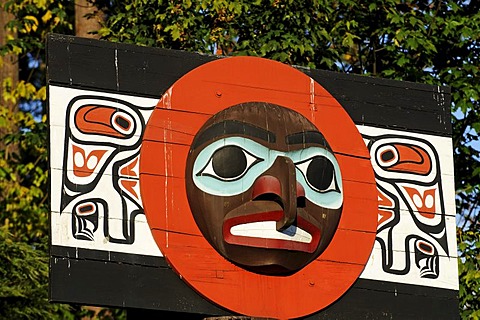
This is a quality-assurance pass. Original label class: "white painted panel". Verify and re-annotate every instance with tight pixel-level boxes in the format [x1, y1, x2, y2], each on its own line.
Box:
[357, 125, 458, 289]
[49, 86, 160, 256]
[360, 246, 459, 290]
[51, 211, 162, 256]
[49, 124, 66, 170]
[50, 167, 64, 213]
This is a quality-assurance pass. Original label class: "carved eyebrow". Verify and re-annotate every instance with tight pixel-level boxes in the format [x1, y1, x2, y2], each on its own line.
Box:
[285, 131, 330, 148]
[192, 120, 276, 149]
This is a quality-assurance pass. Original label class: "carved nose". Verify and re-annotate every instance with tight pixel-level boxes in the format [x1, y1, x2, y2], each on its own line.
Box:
[251, 156, 305, 231]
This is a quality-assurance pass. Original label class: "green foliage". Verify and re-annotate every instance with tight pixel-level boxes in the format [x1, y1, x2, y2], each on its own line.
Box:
[1, 0, 72, 57]
[458, 229, 480, 319]
[96, 0, 342, 67]
[0, 227, 122, 320]
[0, 109, 48, 242]
[0, 227, 75, 319]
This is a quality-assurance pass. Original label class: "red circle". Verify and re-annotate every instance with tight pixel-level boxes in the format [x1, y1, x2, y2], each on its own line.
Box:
[140, 57, 377, 319]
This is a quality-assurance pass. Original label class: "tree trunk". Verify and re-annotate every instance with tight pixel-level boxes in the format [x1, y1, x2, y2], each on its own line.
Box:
[0, 1, 18, 111]
[75, 0, 103, 38]
[0, 1, 19, 158]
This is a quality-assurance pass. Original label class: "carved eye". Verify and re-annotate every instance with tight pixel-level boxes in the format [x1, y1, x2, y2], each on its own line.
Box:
[111, 111, 134, 135]
[416, 240, 434, 255]
[296, 156, 338, 193]
[76, 202, 96, 216]
[197, 145, 262, 181]
[377, 145, 399, 167]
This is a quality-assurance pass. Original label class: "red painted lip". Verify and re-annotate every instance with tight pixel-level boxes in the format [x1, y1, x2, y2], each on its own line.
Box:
[223, 202, 321, 253]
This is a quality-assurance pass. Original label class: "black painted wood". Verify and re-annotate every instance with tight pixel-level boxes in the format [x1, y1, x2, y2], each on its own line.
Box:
[50, 245, 166, 268]
[306, 68, 451, 135]
[49, 251, 229, 316]
[49, 246, 459, 319]
[46, 34, 451, 136]
[313, 280, 459, 320]
[46, 34, 217, 98]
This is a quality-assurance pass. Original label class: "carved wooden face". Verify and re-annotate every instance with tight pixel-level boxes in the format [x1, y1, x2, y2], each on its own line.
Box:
[186, 102, 343, 274]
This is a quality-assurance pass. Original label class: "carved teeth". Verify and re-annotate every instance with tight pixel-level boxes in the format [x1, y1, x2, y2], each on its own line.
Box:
[230, 221, 312, 244]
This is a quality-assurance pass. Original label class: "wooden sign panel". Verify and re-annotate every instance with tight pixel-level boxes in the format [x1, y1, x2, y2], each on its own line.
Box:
[48, 34, 458, 319]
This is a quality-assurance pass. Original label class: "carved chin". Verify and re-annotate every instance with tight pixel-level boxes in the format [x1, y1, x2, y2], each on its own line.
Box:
[219, 240, 321, 275]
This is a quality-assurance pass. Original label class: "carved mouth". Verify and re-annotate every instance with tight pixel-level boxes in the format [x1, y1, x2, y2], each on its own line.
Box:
[223, 201, 321, 253]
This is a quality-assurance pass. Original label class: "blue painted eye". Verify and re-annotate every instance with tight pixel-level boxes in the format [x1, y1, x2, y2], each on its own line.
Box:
[295, 156, 339, 193]
[197, 145, 263, 181]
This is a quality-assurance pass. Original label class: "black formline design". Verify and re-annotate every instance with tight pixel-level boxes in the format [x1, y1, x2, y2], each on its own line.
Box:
[364, 133, 448, 279]
[60, 94, 154, 245]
